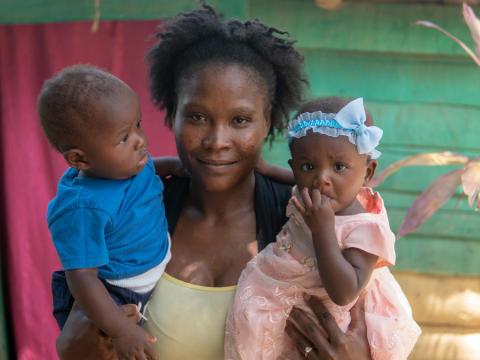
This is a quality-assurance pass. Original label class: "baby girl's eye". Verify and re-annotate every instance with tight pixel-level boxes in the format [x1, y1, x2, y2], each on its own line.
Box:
[300, 163, 314, 171]
[334, 163, 347, 172]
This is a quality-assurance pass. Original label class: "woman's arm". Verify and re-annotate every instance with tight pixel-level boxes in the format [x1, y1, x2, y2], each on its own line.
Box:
[153, 156, 188, 178]
[255, 157, 294, 184]
[65, 269, 157, 359]
[285, 294, 371, 360]
[56, 303, 139, 360]
[293, 189, 377, 305]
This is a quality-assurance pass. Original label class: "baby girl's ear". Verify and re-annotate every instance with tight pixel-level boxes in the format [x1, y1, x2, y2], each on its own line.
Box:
[63, 149, 90, 170]
[364, 159, 377, 186]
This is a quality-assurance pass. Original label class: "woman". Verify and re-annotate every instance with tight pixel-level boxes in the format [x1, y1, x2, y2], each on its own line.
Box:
[56, 6, 371, 359]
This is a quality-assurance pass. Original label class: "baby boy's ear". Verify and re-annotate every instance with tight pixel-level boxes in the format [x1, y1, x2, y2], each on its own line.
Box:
[63, 149, 89, 170]
[364, 159, 377, 186]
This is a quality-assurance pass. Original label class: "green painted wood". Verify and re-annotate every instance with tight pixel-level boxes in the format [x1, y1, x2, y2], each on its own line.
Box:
[302, 48, 480, 107]
[0, 0, 247, 24]
[394, 235, 480, 276]
[251, 0, 477, 57]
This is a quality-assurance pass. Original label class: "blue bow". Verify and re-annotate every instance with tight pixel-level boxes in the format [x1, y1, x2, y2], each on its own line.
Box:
[334, 98, 383, 157]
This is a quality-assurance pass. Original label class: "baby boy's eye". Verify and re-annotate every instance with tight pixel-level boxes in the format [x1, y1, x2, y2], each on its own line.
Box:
[121, 134, 129, 143]
[300, 163, 314, 171]
[136, 120, 142, 128]
[334, 163, 347, 172]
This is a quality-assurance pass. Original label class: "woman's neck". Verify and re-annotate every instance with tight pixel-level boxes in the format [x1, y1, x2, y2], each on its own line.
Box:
[187, 172, 256, 219]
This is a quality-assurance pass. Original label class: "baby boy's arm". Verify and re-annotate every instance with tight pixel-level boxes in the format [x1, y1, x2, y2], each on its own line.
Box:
[65, 269, 157, 359]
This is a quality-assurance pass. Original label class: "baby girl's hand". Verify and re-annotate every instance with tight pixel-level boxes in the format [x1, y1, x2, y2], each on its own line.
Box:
[111, 323, 157, 360]
[292, 188, 335, 233]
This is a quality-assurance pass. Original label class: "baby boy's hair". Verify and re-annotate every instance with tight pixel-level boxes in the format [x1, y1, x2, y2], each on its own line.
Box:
[37, 65, 129, 152]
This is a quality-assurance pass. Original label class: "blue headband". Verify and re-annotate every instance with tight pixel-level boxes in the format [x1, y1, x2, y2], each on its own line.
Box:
[287, 98, 383, 159]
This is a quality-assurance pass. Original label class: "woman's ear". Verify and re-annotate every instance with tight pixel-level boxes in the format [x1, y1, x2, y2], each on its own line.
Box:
[63, 149, 90, 170]
[364, 159, 377, 185]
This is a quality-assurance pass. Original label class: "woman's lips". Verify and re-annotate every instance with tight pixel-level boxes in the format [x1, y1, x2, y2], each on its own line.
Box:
[197, 158, 238, 169]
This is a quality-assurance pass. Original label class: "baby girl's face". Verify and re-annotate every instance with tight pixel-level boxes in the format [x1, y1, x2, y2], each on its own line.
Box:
[289, 132, 377, 215]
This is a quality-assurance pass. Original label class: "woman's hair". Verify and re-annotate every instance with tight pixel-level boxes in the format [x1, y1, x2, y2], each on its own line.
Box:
[147, 5, 307, 139]
[37, 65, 128, 152]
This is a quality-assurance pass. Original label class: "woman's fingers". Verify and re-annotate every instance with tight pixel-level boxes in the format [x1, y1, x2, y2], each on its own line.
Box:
[285, 319, 321, 360]
[306, 295, 344, 347]
[287, 307, 334, 360]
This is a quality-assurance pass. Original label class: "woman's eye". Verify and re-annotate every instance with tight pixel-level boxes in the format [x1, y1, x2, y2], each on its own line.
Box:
[189, 113, 207, 123]
[300, 163, 313, 171]
[233, 117, 249, 126]
[334, 163, 347, 172]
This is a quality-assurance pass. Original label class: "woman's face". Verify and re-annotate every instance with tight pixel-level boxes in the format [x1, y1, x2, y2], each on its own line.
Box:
[173, 63, 271, 192]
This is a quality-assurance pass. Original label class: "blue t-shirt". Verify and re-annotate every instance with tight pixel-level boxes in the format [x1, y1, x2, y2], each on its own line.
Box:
[47, 156, 169, 280]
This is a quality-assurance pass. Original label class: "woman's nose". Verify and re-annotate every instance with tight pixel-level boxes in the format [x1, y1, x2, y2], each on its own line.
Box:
[202, 124, 231, 150]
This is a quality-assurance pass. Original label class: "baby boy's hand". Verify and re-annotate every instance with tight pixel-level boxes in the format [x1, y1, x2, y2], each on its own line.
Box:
[292, 188, 335, 233]
[111, 324, 157, 360]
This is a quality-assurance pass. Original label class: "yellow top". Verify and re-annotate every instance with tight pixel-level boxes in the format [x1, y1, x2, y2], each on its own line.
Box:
[142, 273, 236, 360]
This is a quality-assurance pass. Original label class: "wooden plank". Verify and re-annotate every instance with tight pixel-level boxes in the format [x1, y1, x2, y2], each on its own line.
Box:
[303, 48, 480, 107]
[367, 101, 480, 152]
[394, 235, 480, 275]
[252, 1, 477, 57]
[393, 271, 480, 328]
[0, 0, 247, 24]
[409, 324, 480, 360]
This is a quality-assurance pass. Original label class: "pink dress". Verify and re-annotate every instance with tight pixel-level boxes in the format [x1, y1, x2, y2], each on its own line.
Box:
[225, 187, 421, 360]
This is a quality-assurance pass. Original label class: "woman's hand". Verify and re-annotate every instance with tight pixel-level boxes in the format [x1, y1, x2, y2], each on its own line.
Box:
[56, 303, 142, 360]
[285, 294, 371, 360]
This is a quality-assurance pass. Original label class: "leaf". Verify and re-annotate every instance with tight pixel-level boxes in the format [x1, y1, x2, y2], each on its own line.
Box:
[369, 152, 469, 188]
[461, 160, 480, 209]
[463, 3, 480, 59]
[415, 20, 480, 66]
[397, 169, 463, 239]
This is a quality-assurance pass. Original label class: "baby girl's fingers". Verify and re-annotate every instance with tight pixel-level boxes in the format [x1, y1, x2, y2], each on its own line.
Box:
[291, 196, 306, 215]
[300, 188, 313, 210]
[310, 189, 323, 206]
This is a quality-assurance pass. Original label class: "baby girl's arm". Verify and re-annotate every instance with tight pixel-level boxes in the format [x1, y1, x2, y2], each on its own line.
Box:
[65, 269, 157, 359]
[293, 188, 378, 306]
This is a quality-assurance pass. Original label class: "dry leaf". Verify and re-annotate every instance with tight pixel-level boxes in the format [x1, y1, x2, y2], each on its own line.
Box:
[370, 152, 468, 187]
[397, 169, 463, 239]
[463, 3, 480, 59]
[461, 160, 480, 208]
[416, 20, 480, 66]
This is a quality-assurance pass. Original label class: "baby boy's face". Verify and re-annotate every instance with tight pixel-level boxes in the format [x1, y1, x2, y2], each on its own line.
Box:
[289, 132, 375, 215]
[80, 89, 148, 180]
